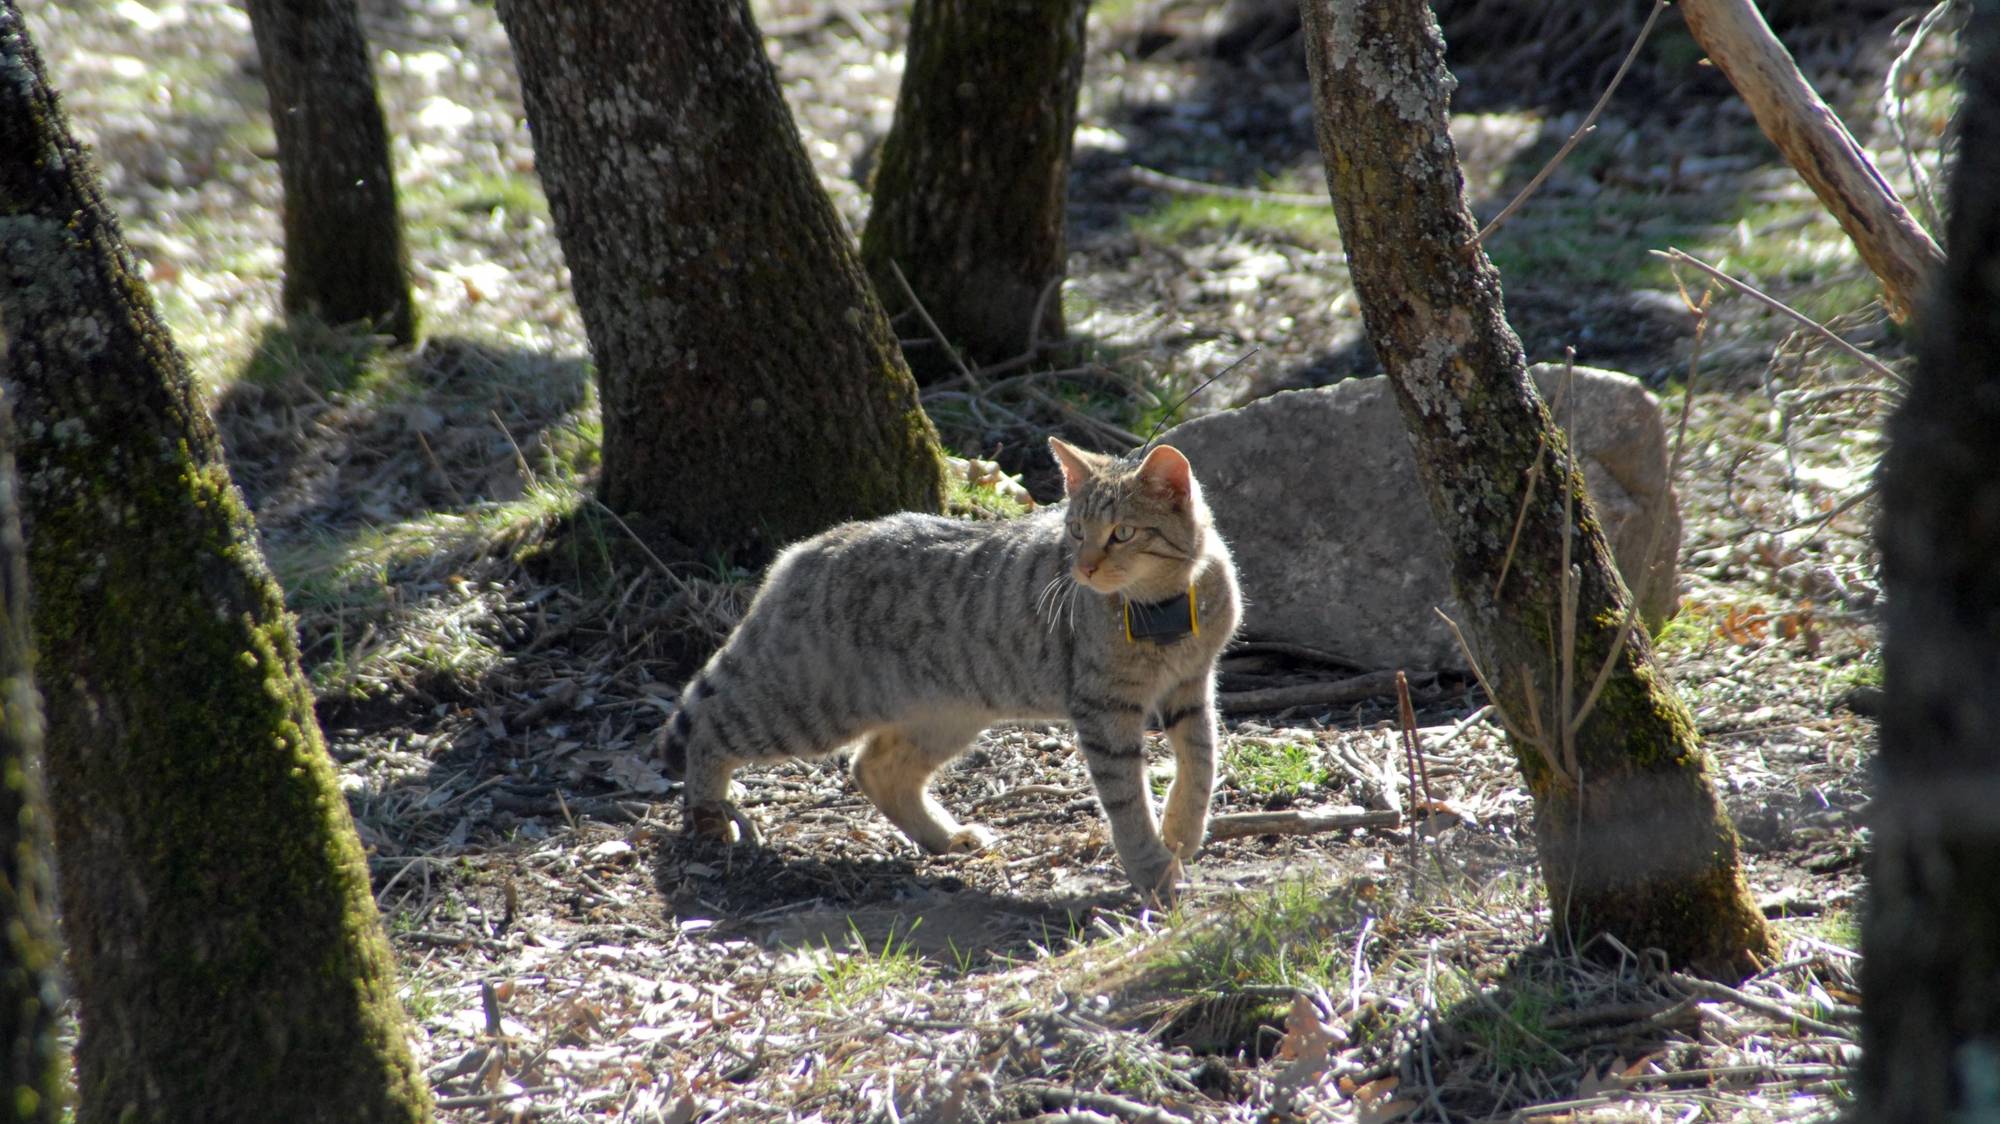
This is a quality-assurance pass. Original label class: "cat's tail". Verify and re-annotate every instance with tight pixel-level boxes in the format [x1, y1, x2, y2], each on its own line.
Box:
[655, 664, 720, 780]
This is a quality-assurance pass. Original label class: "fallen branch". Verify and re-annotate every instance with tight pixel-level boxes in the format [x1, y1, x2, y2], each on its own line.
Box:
[1679, 0, 1943, 322]
[1015, 1081, 1195, 1124]
[1206, 807, 1402, 841]
[1668, 972, 1856, 1039]
[1218, 669, 1416, 714]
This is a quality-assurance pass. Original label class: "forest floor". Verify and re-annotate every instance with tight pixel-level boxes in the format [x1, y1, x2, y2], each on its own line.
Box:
[31, 0, 1944, 1120]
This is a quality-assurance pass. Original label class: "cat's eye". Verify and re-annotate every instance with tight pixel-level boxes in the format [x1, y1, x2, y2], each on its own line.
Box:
[1066, 520, 1083, 540]
[1111, 524, 1136, 543]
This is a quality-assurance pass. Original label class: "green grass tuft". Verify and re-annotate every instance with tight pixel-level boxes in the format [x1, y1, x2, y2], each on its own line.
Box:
[814, 920, 931, 1008]
[1130, 194, 1343, 249]
[1225, 738, 1330, 801]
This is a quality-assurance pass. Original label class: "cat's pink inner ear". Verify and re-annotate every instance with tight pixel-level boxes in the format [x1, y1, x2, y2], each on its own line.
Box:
[1138, 444, 1192, 501]
[1048, 437, 1092, 496]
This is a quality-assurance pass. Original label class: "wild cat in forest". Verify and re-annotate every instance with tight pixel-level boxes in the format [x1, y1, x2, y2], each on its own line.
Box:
[658, 437, 1240, 902]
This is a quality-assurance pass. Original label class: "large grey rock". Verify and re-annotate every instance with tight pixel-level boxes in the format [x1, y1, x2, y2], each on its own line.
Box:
[1164, 364, 1680, 671]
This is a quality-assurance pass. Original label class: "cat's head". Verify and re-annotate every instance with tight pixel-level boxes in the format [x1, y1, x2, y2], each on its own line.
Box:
[1048, 437, 1211, 598]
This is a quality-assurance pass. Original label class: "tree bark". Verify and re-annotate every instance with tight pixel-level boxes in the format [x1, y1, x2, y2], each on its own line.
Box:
[1299, 0, 1772, 979]
[245, 0, 419, 344]
[1679, 0, 1942, 323]
[0, 8, 430, 1119]
[860, 0, 1089, 380]
[0, 387, 62, 1124]
[1860, 6, 2000, 1118]
[497, 0, 947, 561]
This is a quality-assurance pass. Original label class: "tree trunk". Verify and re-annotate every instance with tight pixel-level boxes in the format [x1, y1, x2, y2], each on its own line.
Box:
[1860, 7, 2000, 1118]
[1298, 0, 1772, 979]
[0, 388, 63, 1123]
[245, 0, 419, 344]
[860, 0, 1089, 380]
[1679, 0, 1942, 323]
[0, 8, 430, 1120]
[497, 0, 947, 561]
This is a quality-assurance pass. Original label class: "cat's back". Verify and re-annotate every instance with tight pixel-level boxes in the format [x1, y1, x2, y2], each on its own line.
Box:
[775, 508, 1051, 567]
[748, 508, 1062, 616]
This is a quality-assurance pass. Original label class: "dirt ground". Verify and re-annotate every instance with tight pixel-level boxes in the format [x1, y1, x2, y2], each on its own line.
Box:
[30, 0, 1939, 1119]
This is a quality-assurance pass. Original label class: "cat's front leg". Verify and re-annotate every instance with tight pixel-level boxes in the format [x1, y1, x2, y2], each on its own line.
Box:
[1156, 674, 1219, 861]
[1073, 703, 1180, 904]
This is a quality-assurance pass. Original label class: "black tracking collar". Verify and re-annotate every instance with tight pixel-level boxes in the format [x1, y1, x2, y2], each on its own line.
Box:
[1124, 586, 1199, 645]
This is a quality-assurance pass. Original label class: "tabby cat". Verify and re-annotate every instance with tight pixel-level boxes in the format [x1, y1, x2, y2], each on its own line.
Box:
[658, 438, 1240, 901]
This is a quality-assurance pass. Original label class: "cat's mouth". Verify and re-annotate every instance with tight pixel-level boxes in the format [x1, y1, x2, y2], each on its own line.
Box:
[1075, 568, 1125, 593]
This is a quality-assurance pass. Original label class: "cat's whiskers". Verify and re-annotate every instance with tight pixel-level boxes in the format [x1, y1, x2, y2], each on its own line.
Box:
[1035, 573, 1067, 630]
[1037, 571, 1086, 635]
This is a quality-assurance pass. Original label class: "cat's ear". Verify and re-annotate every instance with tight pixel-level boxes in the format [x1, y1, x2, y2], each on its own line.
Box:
[1137, 444, 1193, 506]
[1048, 437, 1096, 497]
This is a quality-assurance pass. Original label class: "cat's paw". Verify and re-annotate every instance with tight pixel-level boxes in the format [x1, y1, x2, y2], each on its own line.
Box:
[1128, 854, 1187, 910]
[687, 801, 761, 846]
[1160, 817, 1207, 860]
[944, 824, 998, 854]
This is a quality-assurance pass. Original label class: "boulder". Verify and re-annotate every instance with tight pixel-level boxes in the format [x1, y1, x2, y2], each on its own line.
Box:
[1163, 364, 1680, 671]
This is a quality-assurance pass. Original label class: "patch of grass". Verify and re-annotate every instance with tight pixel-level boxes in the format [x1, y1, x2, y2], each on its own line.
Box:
[1651, 606, 1715, 657]
[1428, 962, 1571, 1075]
[444, 170, 551, 222]
[1130, 195, 1342, 250]
[1104, 874, 1369, 1055]
[271, 480, 587, 697]
[1225, 738, 1329, 801]
[945, 464, 1031, 519]
[814, 920, 930, 1007]
[1485, 194, 1717, 292]
[1798, 905, 1860, 952]
[542, 409, 604, 479]
[240, 317, 403, 396]
[397, 964, 450, 1024]
[402, 168, 554, 261]
[1834, 655, 1882, 692]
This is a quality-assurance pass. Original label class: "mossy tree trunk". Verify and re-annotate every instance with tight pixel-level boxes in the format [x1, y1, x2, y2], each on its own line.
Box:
[860, 0, 1089, 381]
[1299, 0, 1772, 979]
[1860, 7, 2000, 1118]
[0, 387, 62, 1123]
[497, 0, 947, 562]
[0, 8, 430, 1120]
[245, 0, 418, 344]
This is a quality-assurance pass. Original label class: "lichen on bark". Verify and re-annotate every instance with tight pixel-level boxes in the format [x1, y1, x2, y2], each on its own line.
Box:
[860, 0, 1089, 380]
[244, 0, 418, 343]
[0, 6, 430, 1117]
[498, 0, 946, 562]
[0, 385, 63, 1124]
[1300, 0, 1771, 979]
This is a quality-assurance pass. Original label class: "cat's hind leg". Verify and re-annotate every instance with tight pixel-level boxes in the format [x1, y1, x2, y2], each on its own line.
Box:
[662, 689, 779, 846]
[851, 718, 994, 855]
[675, 732, 759, 846]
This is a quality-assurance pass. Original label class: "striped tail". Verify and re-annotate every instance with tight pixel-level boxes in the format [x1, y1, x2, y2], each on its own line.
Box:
[656, 703, 694, 780]
[656, 666, 719, 780]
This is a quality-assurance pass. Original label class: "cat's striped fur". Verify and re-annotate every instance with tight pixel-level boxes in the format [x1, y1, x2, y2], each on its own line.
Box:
[658, 438, 1240, 901]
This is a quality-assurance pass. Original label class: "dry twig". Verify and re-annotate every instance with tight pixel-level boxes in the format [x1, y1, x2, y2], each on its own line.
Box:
[1205, 808, 1402, 842]
[1218, 669, 1416, 714]
[1466, 0, 1669, 250]
[1655, 248, 1905, 385]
